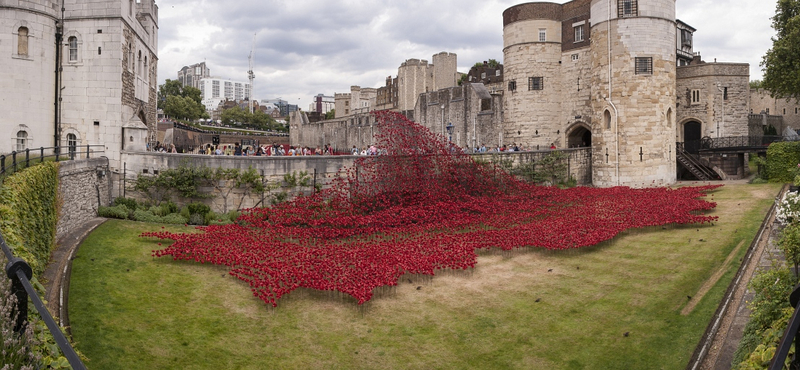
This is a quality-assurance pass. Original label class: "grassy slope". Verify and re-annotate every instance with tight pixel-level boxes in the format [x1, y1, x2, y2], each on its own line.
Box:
[69, 183, 781, 369]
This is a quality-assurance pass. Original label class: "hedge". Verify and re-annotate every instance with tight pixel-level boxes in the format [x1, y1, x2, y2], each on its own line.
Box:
[765, 141, 800, 183]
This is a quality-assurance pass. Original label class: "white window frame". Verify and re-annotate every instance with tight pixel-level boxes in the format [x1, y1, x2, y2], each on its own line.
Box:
[574, 25, 584, 43]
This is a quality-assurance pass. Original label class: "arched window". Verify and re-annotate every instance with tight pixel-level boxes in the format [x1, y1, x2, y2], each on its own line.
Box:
[604, 109, 612, 130]
[144, 56, 148, 81]
[666, 108, 673, 128]
[68, 36, 78, 61]
[67, 133, 77, 159]
[18, 27, 29, 56]
[16, 131, 28, 151]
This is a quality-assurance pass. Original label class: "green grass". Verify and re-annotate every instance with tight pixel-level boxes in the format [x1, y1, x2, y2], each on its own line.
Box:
[68, 183, 781, 369]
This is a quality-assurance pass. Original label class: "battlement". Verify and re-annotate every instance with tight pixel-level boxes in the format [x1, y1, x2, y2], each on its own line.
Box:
[401, 59, 429, 68]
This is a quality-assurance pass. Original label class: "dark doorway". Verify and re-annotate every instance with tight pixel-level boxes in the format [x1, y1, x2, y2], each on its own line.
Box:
[684, 121, 701, 154]
[567, 126, 592, 148]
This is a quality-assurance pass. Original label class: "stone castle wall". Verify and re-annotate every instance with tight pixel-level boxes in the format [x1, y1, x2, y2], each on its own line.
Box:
[56, 157, 111, 239]
[590, 1, 677, 187]
[751, 89, 800, 132]
[676, 63, 750, 139]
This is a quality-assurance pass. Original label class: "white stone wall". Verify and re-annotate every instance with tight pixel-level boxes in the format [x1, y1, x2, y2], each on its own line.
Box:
[0, 1, 59, 153]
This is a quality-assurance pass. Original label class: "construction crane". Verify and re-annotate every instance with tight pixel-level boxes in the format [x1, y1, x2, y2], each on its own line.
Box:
[247, 33, 256, 114]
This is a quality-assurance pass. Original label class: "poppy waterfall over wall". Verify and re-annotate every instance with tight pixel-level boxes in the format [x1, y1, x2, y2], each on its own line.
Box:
[145, 111, 720, 307]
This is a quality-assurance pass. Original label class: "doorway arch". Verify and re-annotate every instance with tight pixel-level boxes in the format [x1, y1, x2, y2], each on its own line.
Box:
[567, 122, 591, 148]
[683, 120, 702, 154]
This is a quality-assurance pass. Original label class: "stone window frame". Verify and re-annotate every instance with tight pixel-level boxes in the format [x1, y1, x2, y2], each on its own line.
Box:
[691, 89, 701, 105]
[618, 0, 638, 18]
[12, 22, 34, 60]
[16, 130, 29, 152]
[528, 77, 543, 91]
[538, 29, 546, 42]
[571, 53, 579, 61]
[634, 57, 652, 75]
[64, 30, 84, 65]
[508, 80, 517, 92]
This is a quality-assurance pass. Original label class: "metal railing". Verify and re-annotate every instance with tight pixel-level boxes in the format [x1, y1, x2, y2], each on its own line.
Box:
[769, 283, 800, 369]
[1, 233, 86, 369]
[0, 145, 105, 179]
[683, 136, 787, 153]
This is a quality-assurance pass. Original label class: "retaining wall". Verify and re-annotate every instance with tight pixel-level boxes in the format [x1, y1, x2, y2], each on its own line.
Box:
[56, 157, 112, 239]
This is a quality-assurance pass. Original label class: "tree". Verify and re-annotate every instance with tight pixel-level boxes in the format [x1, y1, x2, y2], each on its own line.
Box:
[158, 79, 207, 119]
[750, 80, 763, 89]
[325, 109, 335, 120]
[761, 0, 800, 100]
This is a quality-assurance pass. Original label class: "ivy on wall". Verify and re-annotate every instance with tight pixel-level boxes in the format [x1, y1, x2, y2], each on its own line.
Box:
[0, 161, 59, 276]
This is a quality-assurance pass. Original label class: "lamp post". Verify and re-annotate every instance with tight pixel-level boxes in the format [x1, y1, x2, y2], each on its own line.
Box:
[446, 122, 454, 142]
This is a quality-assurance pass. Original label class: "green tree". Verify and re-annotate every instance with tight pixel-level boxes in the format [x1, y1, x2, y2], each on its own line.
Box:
[325, 109, 335, 120]
[750, 80, 763, 89]
[761, 0, 800, 99]
[159, 79, 207, 119]
[220, 106, 249, 126]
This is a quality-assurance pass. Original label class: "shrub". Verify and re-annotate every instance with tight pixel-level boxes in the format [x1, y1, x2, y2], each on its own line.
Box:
[132, 209, 161, 223]
[776, 192, 800, 224]
[187, 202, 211, 217]
[98, 205, 130, 220]
[733, 267, 798, 368]
[188, 213, 205, 226]
[764, 141, 800, 182]
[113, 197, 138, 211]
[161, 213, 188, 225]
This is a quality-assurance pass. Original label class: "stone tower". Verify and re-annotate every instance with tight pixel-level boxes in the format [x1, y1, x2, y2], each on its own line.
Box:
[589, 0, 677, 187]
[432, 52, 458, 91]
[502, 3, 566, 149]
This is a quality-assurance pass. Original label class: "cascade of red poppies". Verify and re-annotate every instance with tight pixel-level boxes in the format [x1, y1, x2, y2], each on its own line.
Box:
[145, 111, 720, 307]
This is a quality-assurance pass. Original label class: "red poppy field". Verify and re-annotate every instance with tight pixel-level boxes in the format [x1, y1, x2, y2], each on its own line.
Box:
[145, 111, 720, 308]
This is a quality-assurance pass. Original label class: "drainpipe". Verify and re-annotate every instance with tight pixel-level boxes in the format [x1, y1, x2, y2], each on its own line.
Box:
[54, 5, 64, 154]
[607, 0, 620, 186]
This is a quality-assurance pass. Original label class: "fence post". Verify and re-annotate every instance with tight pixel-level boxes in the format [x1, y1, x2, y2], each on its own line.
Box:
[12, 151, 17, 173]
[313, 168, 318, 193]
[40, 147, 44, 163]
[25, 148, 30, 168]
[5, 257, 32, 333]
[1, 155, 4, 175]
[86, 144, 90, 159]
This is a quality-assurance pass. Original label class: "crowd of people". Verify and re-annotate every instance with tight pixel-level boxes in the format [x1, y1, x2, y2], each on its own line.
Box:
[189, 142, 340, 156]
[153, 141, 562, 156]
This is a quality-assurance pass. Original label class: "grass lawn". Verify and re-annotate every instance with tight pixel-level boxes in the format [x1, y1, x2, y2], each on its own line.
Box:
[69, 183, 781, 369]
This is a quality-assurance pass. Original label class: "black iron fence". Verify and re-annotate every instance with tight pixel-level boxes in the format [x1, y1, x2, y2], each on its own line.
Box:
[683, 136, 788, 153]
[0, 145, 105, 179]
[1, 232, 86, 369]
[769, 283, 800, 369]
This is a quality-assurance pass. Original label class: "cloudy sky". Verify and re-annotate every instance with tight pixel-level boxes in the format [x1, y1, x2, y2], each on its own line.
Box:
[156, 0, 777, 107]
